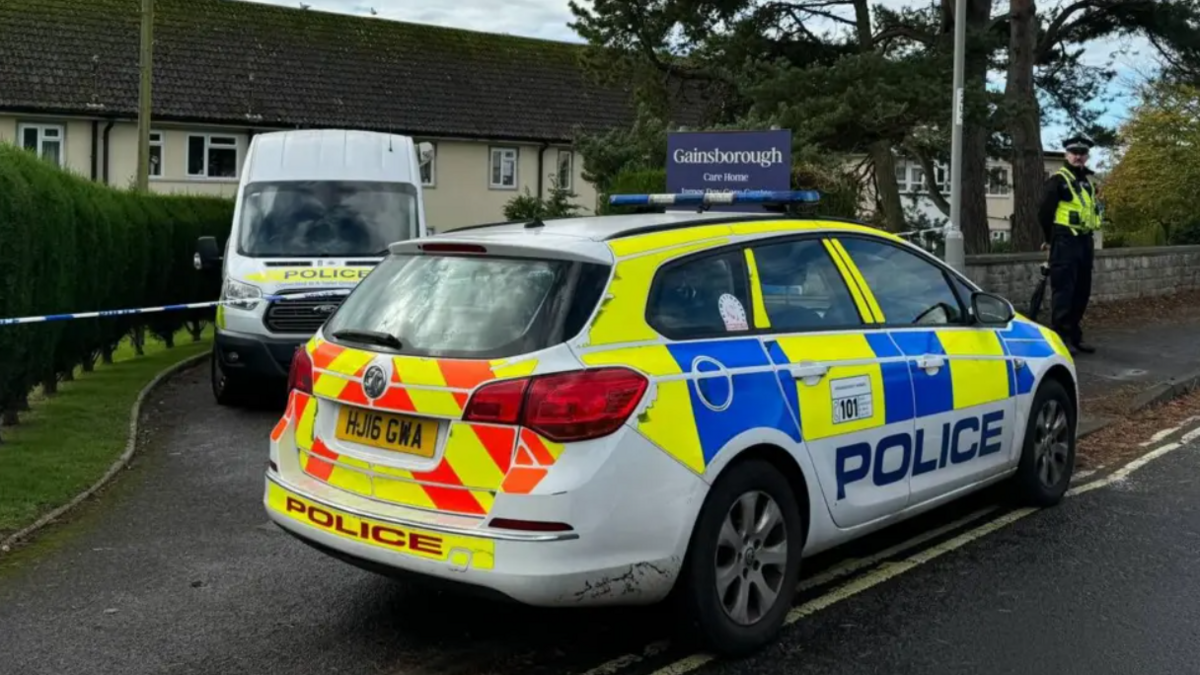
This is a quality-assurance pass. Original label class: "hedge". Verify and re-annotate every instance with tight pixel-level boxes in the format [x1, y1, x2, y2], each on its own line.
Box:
[0, 144, 233, 433]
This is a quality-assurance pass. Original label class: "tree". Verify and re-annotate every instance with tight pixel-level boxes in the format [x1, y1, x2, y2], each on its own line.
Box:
[1102, 81, 1200, 241]
[1003, 0, 1200, 251]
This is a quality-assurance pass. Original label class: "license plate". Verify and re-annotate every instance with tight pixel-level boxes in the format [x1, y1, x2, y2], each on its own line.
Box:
[334, 406, 438, 457]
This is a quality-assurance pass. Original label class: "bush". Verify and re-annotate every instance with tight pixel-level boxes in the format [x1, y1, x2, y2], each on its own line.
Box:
[502, 179, 585, 221]
[0, 144, 234, 434]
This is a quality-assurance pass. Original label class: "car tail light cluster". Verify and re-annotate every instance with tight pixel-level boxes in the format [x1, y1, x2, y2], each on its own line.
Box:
[288, 346, 314, 395]
[462, 368, 648, 442]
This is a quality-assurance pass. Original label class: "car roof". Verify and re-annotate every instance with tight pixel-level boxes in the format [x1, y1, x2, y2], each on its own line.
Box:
[434, 211, 897, 243]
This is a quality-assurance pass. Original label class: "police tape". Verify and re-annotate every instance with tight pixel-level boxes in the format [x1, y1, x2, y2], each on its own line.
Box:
[0, 289, 352, 326]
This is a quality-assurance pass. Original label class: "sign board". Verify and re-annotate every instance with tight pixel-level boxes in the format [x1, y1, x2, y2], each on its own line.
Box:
[666, 129, 792, 211]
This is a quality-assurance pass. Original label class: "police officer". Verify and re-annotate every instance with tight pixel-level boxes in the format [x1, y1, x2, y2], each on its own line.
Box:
[1038, 134, 1102, 356]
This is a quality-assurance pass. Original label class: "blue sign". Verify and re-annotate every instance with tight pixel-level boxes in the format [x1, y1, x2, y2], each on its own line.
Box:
[666, 130, 793, 211]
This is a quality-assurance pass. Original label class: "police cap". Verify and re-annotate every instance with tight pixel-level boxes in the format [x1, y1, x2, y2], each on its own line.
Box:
[1062, 134, 1093, 153]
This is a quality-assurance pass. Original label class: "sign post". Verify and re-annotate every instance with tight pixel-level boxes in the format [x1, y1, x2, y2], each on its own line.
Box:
[666, 130, 792, 211]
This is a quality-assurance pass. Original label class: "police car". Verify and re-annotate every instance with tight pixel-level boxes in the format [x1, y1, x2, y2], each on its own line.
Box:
[263, 191, 1077, 656]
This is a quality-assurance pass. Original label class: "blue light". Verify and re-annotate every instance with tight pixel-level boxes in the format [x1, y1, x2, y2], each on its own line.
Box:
[608, 190, 821, 206]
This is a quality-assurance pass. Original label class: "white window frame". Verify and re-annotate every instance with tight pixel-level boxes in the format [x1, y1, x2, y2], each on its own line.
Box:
[987, 167, 1011, 196]
[489, 146, 519, 190]
[894, 163, 908, 193]
[186, 133, 239, 179]
[149, 131, 164, 178]
[18, 123, 65, 167]
[418, 141, 436, 188]
[555, 149, 574, 191]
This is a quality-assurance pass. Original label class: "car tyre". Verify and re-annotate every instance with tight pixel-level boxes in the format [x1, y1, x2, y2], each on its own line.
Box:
[211, 346, 251, 408]
[1011, 377, 1076, 507]
[675, 458, 804, 657]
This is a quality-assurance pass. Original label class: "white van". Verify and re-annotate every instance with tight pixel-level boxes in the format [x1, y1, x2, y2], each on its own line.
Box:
[195, 129, 430, 406]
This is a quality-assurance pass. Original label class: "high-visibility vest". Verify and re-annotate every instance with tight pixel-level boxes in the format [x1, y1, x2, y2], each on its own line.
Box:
[1053, 166, 1101, 233]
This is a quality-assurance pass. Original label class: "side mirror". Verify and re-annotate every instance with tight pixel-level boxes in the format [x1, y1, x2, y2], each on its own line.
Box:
[195, 236, 222, 271]
[971, 291, 1014, 325]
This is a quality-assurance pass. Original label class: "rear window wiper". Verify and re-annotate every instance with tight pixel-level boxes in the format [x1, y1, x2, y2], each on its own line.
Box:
[332, 329, 403, 350]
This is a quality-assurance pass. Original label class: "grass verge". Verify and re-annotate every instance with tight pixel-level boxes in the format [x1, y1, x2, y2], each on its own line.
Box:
[0, 326, 212, 538]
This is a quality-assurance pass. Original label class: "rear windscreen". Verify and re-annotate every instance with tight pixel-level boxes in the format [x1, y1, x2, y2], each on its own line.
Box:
[323, 253, 610, 359]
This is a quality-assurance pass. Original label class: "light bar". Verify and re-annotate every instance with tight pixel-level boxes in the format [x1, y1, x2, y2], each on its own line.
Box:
[608, 190, 821, 206]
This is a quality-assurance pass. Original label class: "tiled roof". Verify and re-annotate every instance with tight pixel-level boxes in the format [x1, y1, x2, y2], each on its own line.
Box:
[0, 0, 710, 142]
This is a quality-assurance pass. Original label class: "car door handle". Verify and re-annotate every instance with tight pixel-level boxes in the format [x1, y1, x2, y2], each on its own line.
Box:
[789, 363, 829, 381]
[916, 355, 945, 372]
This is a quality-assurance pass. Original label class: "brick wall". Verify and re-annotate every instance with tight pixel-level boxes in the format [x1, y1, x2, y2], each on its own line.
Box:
[965, 245, 1200, 306]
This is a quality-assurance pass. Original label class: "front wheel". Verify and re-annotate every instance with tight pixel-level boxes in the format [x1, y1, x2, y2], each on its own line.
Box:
[675, 458, 804, 657]
[1011, 378, 1076, 506]
[211, 347, 251, 408]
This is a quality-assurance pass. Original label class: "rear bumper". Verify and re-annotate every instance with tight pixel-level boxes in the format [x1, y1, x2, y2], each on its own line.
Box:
[263, 465, 694, 608]
[215, 329, 306, 380]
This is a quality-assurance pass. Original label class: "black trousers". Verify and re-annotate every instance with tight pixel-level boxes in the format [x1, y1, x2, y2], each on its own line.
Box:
[1048, 228, 1094, 345]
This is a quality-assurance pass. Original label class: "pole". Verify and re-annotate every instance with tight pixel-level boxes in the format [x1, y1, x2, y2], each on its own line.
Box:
[944, 0, 966, 272]
[136, 0, 154, 192]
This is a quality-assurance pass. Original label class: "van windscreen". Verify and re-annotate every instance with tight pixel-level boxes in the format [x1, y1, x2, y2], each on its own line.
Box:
[323, 253, 611, 359]
[237, 180, 419, 257]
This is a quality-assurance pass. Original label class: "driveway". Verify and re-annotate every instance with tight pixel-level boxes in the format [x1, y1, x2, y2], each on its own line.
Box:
[1, 361, 1198, 675]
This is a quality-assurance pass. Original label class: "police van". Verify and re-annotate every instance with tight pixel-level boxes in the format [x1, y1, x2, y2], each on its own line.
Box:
[263, 191, 1078, 656]
[195, 129, 430, 406]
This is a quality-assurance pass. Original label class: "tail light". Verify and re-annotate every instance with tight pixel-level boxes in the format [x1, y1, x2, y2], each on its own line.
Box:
[288, 346, 313, 395]
[462, 367, 648, 443]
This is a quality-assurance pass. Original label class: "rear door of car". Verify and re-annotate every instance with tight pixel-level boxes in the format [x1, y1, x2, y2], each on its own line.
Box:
[827, 235, 1017, 504]
[746, 234, 917, 529]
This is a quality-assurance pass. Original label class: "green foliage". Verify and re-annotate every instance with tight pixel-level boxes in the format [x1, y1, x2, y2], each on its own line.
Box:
[502, 179, 585, 221]
[0, 144, 233, 434]
[1103, 82, 1200, 244]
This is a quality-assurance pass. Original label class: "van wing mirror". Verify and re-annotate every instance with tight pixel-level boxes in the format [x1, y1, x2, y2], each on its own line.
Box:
[971, 291, 1014, 326]
[195, 236, 222, 271]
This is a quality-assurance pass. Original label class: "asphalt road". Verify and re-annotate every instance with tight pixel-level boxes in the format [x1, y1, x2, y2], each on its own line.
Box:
[1, 360, 1198, 675]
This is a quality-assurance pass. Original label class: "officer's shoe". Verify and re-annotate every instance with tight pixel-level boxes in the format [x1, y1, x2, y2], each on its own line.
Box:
[1072, 340, 1097, 354]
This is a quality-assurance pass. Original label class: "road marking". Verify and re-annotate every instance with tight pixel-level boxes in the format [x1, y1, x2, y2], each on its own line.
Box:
[1139, 416, 1200, 446]
[578, 641, 671, 675]
[639, 422, 1200, 675]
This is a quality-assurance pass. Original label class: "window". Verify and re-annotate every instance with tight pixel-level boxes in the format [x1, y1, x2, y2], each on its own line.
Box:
[648, 250, 752, 339]
[910, 166, 926, 192]
[149, 131, 163, 177]
[934, 165, 947, 190]
[419, 142, 436, 187]
[236, 180, 420, 257]
[556, 149, 573, 190]
[987, 167, 1010, 196]
[489, 147, 518, 189]
[187, 134, 238, 178]
[19, 123, 64, 166]
[323, 254, 609, 359]
[894, 164, 908, 193]
[837, 237, 966, 326]
[751, 239, 862, 331]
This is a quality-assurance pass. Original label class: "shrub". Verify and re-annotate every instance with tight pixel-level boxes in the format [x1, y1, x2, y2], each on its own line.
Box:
[0, 144, 234, 437]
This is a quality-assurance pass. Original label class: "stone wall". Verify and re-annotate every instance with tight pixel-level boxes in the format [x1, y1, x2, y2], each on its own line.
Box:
[965, 245, 1200, 308]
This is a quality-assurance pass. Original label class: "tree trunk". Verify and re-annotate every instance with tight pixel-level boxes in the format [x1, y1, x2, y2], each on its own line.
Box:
[163, 331, 175, 349]
[871, 144, 906, 232]
[132, 326, 145, 356]
[1006, 0, 1045, 252]
[62, 367, 75, 382]
[43, 375, 58, 396]
[82, 355, 95, 372]
[101, 346, 114, 365]
[1, 408, 17, 427]
[17, 394, 30, 412]
[960, 0, 993, 255]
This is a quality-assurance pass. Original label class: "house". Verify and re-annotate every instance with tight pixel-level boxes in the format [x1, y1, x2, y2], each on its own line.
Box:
[0, 0, 707, 231]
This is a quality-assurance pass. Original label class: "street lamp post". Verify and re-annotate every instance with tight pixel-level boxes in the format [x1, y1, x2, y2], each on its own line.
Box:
[944, 0, 967, 272]
[135, 0, 154, 192]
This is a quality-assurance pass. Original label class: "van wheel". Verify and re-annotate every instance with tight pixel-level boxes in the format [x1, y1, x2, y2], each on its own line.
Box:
[211, 348, 249, 407]
[676, 459, 803, 657]
[1011, 378, 1075, 507]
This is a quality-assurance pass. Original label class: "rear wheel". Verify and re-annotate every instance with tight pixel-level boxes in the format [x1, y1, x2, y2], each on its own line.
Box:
[1011, 378, 1075, 506]
[675, 458, 804, 657]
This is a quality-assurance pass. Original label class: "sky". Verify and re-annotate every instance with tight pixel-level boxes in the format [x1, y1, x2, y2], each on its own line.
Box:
[252, 0, 1159, 165]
